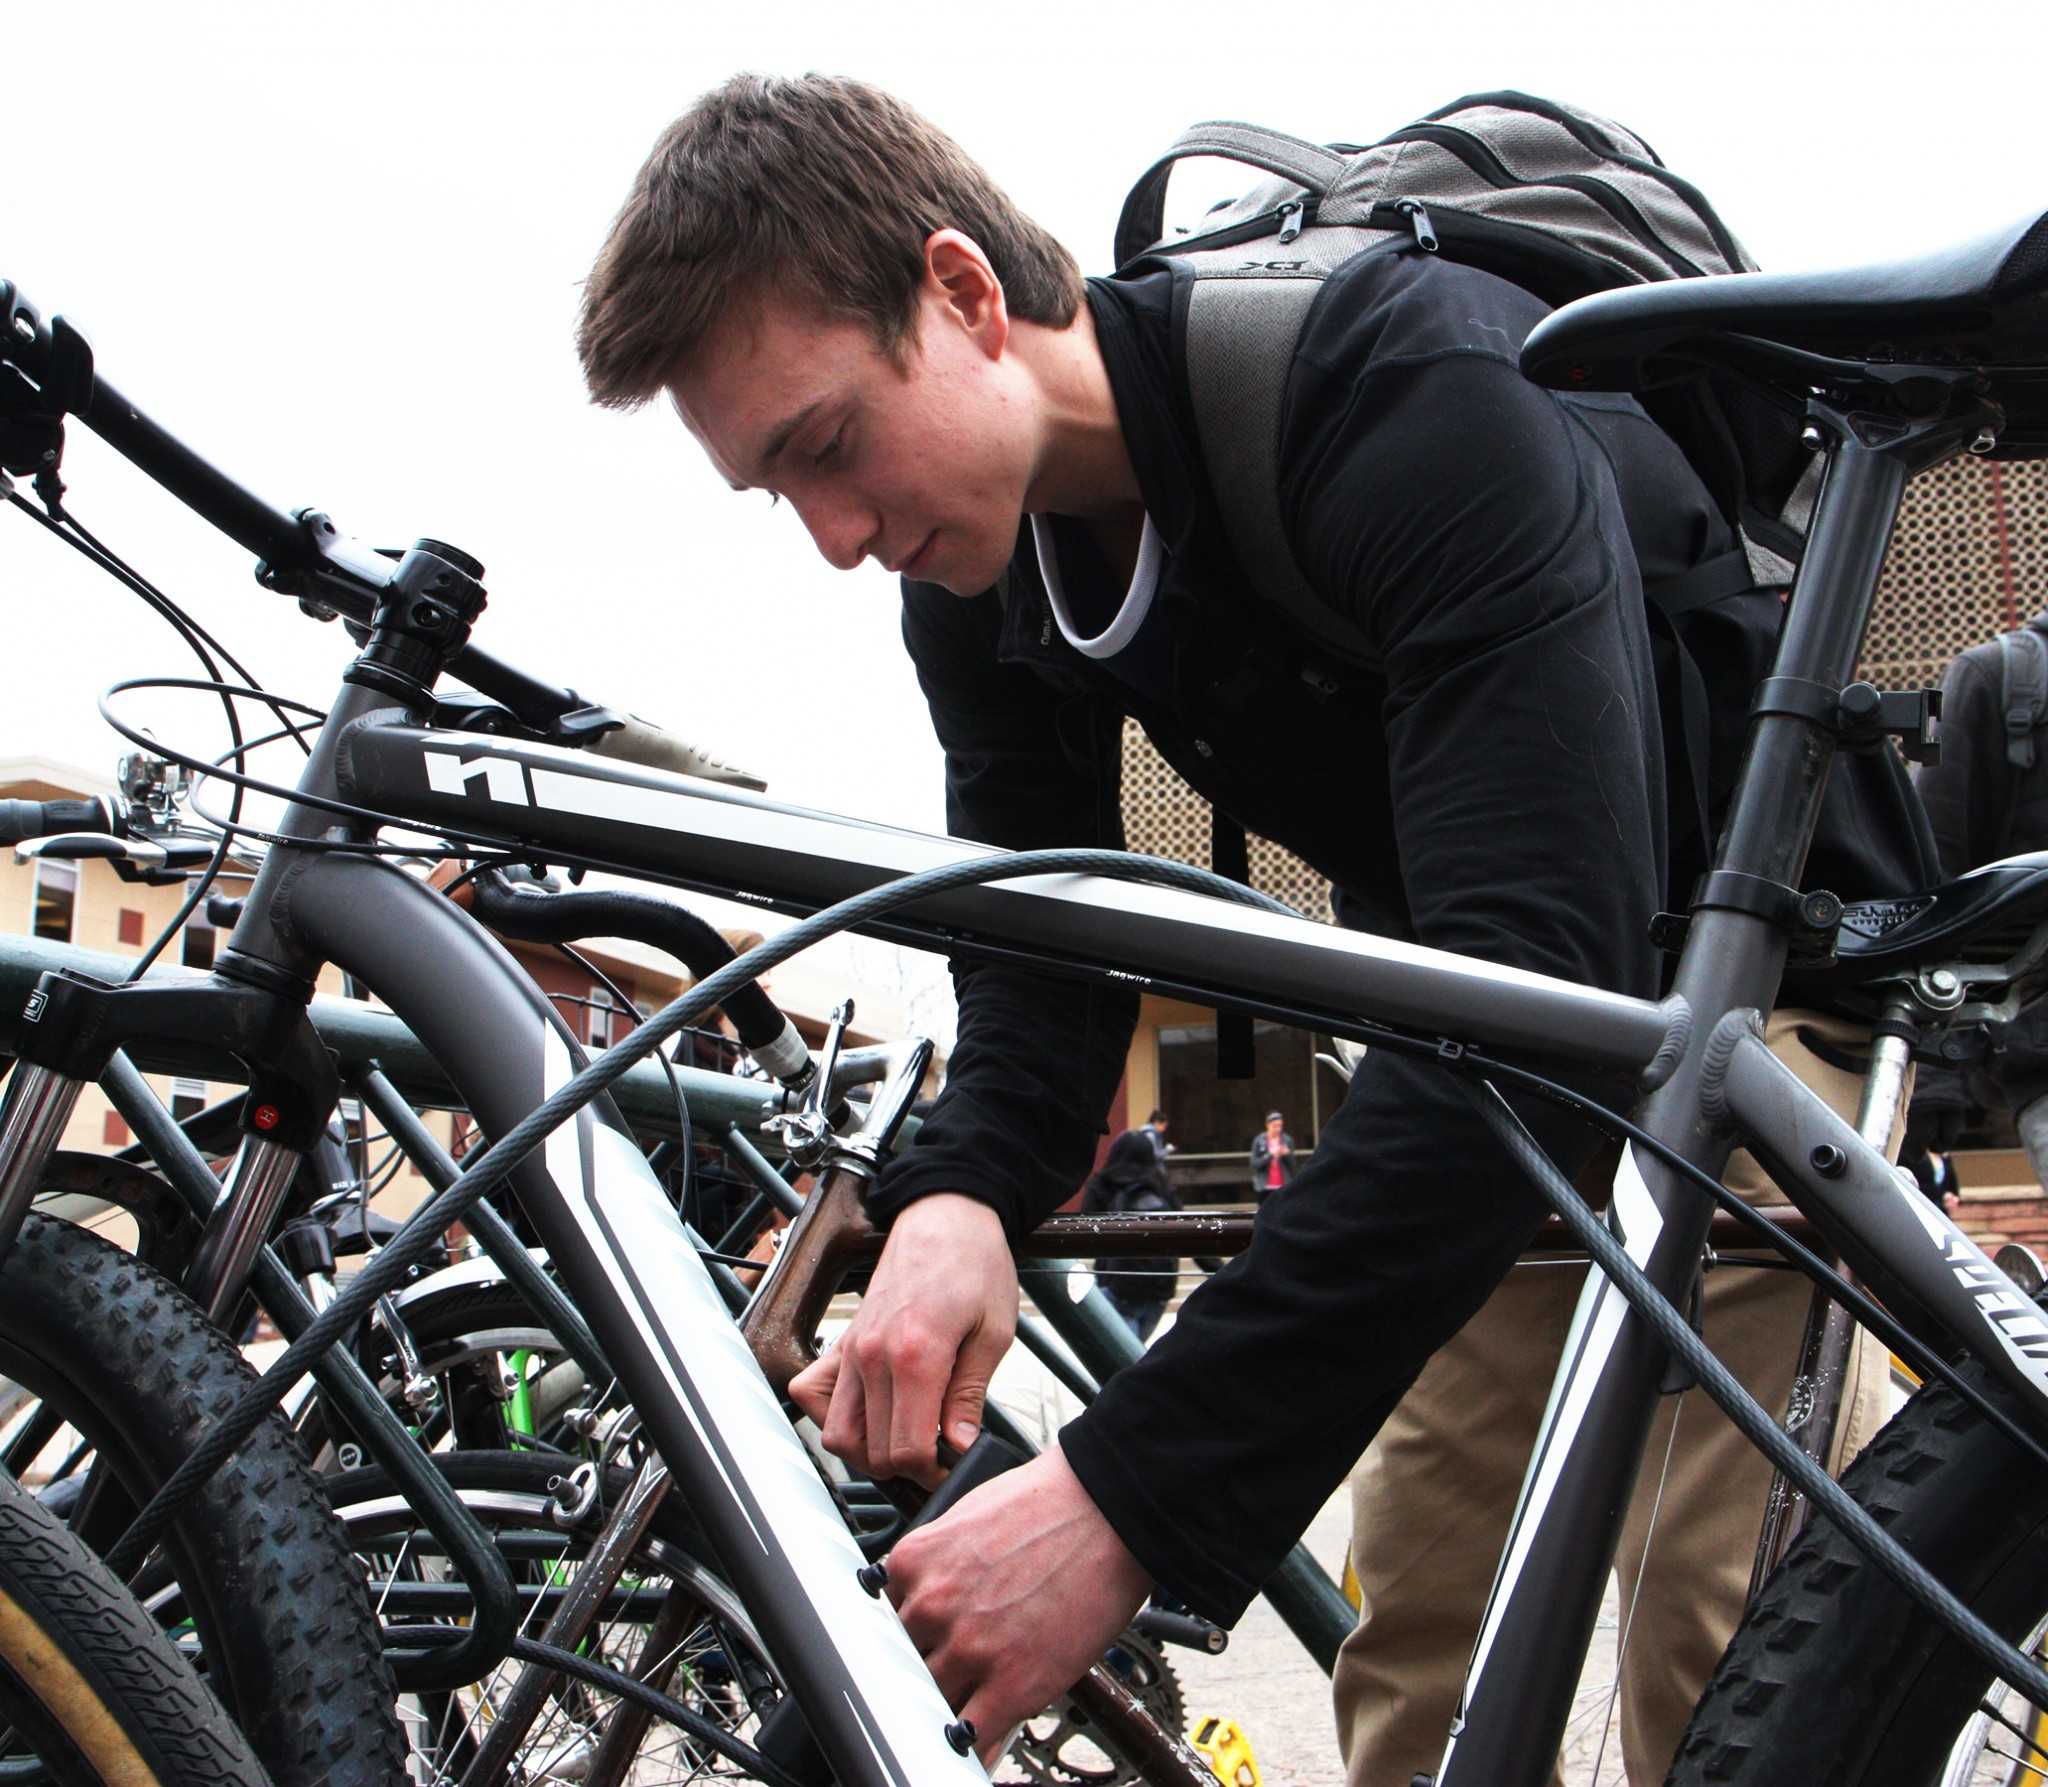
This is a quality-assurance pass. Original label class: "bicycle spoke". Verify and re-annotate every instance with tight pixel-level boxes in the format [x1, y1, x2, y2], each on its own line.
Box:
[373, 1526, 419, 1624]
[1587, 1397, 1684, 1786]
[1965, 1693, 2048, 1785]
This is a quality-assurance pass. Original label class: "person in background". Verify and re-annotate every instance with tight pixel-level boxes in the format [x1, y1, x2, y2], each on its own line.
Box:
[1142, 1109, 1172, 1160]
[1902, 1130, 1962, 1215]
[1914, 614, 2048, 1187]
[1249, 1111, 1295, 1205]
[1083, 1129, 1188, 1343]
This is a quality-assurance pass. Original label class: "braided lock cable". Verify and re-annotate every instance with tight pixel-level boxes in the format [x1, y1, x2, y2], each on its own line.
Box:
[106, 847, 1291, 1574]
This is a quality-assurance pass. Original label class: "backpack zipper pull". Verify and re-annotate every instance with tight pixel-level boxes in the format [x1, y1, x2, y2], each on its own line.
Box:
[1276, 200, 1305, 245]
[1396, 199, 1438, 252]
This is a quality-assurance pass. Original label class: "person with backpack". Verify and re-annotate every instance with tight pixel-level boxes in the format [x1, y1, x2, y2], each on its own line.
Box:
[1912, 616, 2048, 1182]
[1083, 1129, 1197, 1343]
[576, 75, 1935, 1766]
[1141, 1107, 1172, 1161]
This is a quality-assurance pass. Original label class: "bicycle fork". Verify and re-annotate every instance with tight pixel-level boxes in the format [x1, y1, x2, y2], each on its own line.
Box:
[0, 1059, 85, 1265]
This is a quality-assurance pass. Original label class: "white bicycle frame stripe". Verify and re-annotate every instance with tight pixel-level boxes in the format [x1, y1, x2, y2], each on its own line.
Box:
[1442, 1145, 1666, 1776]
[537, 1028, 984, 1782]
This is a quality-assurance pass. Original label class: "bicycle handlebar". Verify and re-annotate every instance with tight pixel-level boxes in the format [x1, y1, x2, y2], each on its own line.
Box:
[1, 279, 608, 737]
[6, 279, 775, 803]
[466, 870, 810, 1080]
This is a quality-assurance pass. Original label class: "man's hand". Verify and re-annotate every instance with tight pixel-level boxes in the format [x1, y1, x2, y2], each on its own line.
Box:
[887, 1445, 1153, 1762]
[789, 1193, 1017, 1489]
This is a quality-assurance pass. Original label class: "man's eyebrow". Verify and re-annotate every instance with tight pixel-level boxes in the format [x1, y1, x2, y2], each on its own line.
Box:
[749, 399, 826, 483]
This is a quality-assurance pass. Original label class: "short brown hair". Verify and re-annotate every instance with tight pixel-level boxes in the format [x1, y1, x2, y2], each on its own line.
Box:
[578, 74, 1084, 409]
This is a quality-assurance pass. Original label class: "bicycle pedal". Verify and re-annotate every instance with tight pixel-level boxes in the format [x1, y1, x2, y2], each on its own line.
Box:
[1189, 1714, 1260, 1785]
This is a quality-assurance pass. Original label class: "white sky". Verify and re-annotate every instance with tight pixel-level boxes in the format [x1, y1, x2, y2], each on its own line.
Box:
[6, 0, 2047, 1029]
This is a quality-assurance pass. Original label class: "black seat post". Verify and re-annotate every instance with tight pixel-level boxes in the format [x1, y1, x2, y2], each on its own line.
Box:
[1684, 383, 1998, 1022]
[1707, 434, 1909, 902]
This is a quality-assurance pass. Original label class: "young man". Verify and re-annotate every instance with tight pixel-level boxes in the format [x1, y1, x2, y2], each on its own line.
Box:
[577, 75, 1934, 1767]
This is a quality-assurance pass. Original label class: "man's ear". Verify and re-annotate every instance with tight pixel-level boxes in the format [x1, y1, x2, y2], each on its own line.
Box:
[923, 229, 1009, 359]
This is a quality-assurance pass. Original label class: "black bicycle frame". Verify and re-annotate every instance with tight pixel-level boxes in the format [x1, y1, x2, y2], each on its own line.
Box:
[238, 446, 2037, 1787]
[182, 480, 2014, 1785]
[8, 277, 2046, 1781]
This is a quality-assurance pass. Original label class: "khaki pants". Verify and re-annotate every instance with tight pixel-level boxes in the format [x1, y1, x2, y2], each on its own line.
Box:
[1334, 1013, 1897, 1786]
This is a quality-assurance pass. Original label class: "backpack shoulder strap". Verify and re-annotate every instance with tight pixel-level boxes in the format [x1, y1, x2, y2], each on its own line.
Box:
[2000, 625, 2048, 769]
[1181, 277, 1380, 663]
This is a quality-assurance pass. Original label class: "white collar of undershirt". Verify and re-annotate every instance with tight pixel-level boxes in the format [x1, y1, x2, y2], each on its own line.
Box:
[1029, 512, 1164, 660]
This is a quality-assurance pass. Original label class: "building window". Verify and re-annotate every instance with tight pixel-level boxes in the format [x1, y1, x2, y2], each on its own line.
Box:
[118, 908, 145, 947]
[1154, 1019, 1333, 1168]
[102, 1111, 130, 1148]
[170, 1078, 208, 1125]
[182, 912, 216, 971]
[31, 860, 77, 943]
[587, 989, 616, 1050]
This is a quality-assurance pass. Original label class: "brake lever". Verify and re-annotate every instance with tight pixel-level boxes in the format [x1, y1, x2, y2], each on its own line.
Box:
[13, 832, 217, 886]
[763, 1000, 852, 1169]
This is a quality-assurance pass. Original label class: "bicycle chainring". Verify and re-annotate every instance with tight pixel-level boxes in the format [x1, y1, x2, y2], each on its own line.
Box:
[997, 1625, 1185, 1786]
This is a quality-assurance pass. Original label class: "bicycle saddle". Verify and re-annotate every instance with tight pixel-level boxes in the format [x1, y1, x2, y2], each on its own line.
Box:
[1786, 850, 2048, 1006]
[1521, 210, 2048, 447]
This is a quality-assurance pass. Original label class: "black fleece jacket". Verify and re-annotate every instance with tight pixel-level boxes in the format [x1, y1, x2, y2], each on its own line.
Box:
[866, 247, 1935, 1622]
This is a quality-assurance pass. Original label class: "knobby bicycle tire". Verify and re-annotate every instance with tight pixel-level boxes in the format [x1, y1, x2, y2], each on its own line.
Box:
[1670, 1347, 2048, 1785]
[0, 1216, 404, 1787]
[0, 1467, 272, 1786]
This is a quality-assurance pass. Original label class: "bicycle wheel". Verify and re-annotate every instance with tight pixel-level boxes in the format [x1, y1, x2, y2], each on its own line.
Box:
[1670, 1349, 2048, 1786]
[0, 1468, 272, 1786]
[0, 1214, 406, 1787]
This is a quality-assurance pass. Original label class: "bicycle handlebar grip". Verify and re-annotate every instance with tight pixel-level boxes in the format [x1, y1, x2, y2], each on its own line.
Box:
[0, 799, 111, 844]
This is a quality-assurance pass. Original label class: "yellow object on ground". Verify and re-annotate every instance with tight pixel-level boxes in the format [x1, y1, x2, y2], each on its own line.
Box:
[1189, 1714, 1261, 1786]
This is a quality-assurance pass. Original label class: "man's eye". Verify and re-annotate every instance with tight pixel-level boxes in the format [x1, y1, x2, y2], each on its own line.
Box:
[812, 430, 843, 468]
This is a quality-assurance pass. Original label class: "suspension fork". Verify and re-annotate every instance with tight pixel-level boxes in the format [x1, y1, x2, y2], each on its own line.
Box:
[0, 1060, 87, 1265]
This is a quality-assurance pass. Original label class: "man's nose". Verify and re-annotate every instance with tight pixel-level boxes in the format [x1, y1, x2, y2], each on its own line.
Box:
[794, 495, 874, 573]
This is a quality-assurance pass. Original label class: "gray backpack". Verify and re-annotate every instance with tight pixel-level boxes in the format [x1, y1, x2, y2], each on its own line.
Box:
[1116, 91, 1817, 665]
[1999, 616, 2048, 768]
